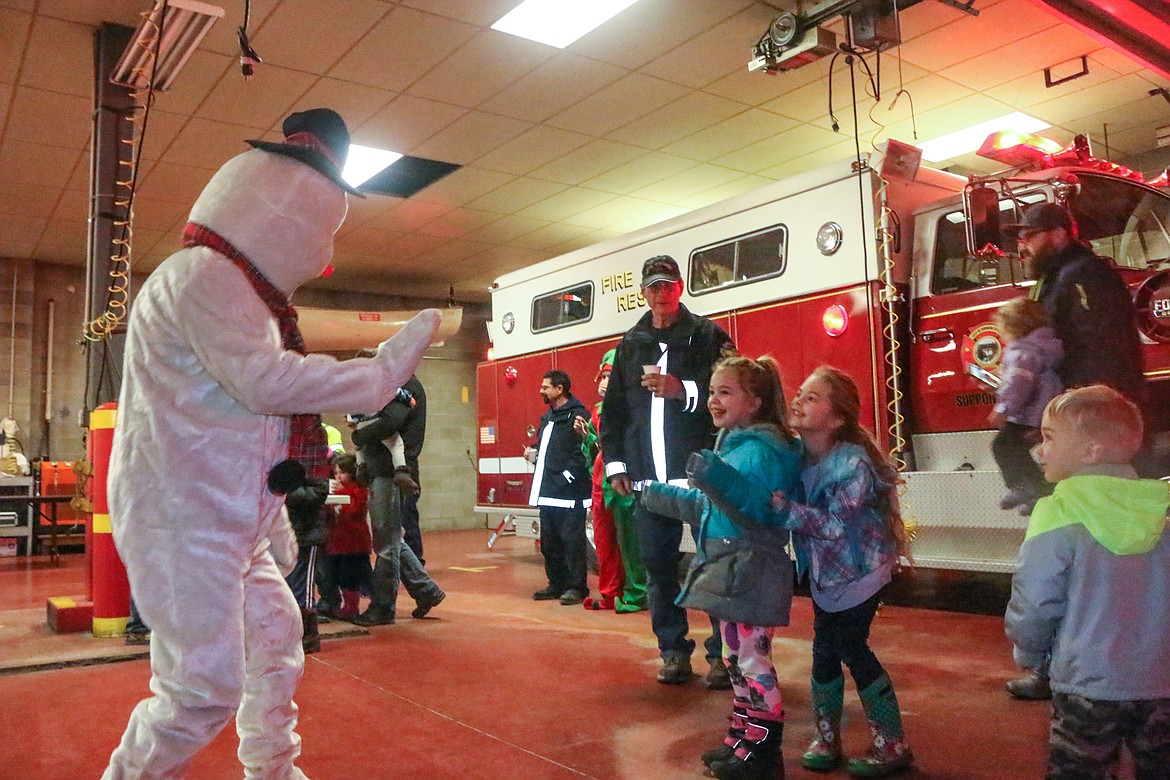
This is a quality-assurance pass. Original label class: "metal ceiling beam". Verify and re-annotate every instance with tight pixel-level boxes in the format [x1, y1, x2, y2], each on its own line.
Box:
[1033, 0, 1170, 79]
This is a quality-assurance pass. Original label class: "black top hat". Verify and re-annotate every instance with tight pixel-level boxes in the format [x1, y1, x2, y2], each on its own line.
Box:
[1003, 202, 1076, 238]
[642, 255, 682, 287]
[247, 108, 365, 198]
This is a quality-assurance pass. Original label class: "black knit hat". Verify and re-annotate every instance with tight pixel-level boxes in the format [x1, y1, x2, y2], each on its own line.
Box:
[1003, 202, 1076, 238]
[247, 108, 365, 198]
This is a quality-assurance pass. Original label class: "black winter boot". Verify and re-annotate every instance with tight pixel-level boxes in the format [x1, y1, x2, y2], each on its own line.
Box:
[701, 699, 750, 767]
[711, 717, 783, 780]
[301, 608, 321, 655]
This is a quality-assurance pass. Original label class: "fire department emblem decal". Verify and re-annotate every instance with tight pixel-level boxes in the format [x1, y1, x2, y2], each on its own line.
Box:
[961, 322, 1004, 388]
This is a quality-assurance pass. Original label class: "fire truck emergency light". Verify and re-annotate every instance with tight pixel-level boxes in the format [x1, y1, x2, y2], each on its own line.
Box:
[822, 304, 848, 337]
[977, 130, 1063, 169]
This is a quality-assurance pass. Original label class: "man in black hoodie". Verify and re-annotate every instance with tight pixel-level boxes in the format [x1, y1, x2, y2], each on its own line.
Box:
[527, 369, 592, 605]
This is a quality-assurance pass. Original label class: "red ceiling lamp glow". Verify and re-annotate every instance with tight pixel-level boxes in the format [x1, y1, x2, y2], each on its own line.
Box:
[977, 130, 1063, 169]
[822, 304, 848, 337]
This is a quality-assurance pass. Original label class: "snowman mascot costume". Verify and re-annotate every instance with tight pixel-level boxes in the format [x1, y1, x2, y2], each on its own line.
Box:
[102, 108, 440, 779]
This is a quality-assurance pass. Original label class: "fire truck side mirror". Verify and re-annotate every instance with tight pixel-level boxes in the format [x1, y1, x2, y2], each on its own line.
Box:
[964, 185, 1003, 257]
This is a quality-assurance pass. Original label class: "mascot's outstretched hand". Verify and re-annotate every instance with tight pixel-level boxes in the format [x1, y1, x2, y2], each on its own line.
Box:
[376, 308, 443, 393]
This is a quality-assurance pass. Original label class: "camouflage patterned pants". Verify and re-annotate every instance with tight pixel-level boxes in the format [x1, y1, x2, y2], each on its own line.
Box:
[1048, 693, 1170, 780]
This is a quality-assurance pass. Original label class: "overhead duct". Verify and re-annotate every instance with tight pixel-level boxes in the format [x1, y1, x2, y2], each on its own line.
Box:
[297, 307, 463, 354]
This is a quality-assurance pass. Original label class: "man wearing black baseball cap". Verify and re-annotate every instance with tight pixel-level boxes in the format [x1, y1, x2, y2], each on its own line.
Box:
[1000, 201, 1144, 702]
[600, 255, 737, 688]
[1003, 202, 1143, 402]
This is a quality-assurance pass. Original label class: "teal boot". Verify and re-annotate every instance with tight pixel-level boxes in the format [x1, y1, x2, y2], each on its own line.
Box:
[801, 675, 844, 771]
[847, 673, 913, 777]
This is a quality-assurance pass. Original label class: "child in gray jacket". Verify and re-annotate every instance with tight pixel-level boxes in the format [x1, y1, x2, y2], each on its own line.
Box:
[1005, 385, 1170, 780]
[989, 297, 1063, 515]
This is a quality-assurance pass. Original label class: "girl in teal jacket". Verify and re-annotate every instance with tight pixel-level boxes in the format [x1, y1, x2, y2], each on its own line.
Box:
[642, 356, 801, 780]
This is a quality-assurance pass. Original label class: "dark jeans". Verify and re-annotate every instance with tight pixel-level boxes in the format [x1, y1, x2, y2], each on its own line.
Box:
[992, 422, 1050, 497]
[635, 498, 721, 662]
[811, 592, 885, 689]
[368, 476, 441, 616]
[401, 491, 425, 566]
[539, 504, 588, 594]
[127, 596, 149, 634]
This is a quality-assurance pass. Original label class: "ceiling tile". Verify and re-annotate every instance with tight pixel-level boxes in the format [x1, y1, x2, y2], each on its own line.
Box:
[414, 207, 500, 239]
[526, 139, 648, 186]
[640, 4, 777, 89]
[412, 110, 532, 164]
[1030, 73, 1164, 129]
[402, 0, 517, 27]
[627, 163, 746, 202]
[328, 6, 478, 93]
[163, 116, 270, 170]
[6, 86, 90, 148]
[366, 199, 455, 232]
[357, 94, 469, 155]
[462, 214, 550, 244]
[546, 72, 690, 136]
[564, 195, 661, 229]
[1052, 91, 1170, 155]
[135, 109, 195, 164]
[0, 181, 61, 218]
[465, 175, 568, 214]
[0, 8, 30, 85]
[516, 186, 616, 222]
[33, 217, 87, 260]
[136, 161, 214, 205]
[21, 15, 92, 97]
[0, 139, 78, 187]
[416, 239, 492, 268]
[674, 174, 776, 209]
[568, 0, 755, 71]
[35, 0, 149, 27]
[713, 122, 857, 172]
[937, 25, 1101, 93]
[250, 0, 390, 75]
[661, 108, 797, 162]
[509, 221, 594, 251]
[147, 50, 232, 117]
[49, 185, 86, 221]
[0, 83, 10, 130]
[608, 203, 691, 234]
[478, 52, 627, 124]
[993, 58, 1124, 112]
[579, 151, 699, 194]
[1, 214, 46, 252]
[334, 224, 401, 254]
[474, 125, 593, 176]
[899, 0, 1060, 74]
[197, 64, 317, 132]
[407, 29, 556, 109]
[607, 91, 750, 150]
[911, 93, 1017, 143]
[1089, 45, 1147, 76]
[410, 165, 516, 207]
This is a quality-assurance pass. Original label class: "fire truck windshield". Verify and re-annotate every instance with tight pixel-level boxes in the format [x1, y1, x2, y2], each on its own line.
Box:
[1069, 174, 1170, 271]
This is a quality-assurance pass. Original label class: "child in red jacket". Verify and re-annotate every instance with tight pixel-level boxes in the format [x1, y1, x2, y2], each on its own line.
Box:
[326, 454, 371, 619]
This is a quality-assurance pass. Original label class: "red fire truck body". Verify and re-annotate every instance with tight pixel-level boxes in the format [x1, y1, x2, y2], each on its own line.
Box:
[476, 137, 1170, 572]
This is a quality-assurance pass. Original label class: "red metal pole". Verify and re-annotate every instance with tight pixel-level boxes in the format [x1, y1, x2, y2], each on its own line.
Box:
[89, 402, 128, 637]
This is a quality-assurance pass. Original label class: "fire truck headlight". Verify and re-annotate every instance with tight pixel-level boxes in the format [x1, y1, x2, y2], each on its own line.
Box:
[822, 304, 848, 337]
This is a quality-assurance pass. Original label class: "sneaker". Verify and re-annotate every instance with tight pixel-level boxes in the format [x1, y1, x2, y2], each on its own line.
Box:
[411, 590, 446, 619]
[124, 631, 151, 646]
[351, 608, 395, 627]
[705, 660, 733, 690]
[1006, 671, 1052, 700]
[559, 589, 587, 606]
[532, 586, 563, 601]
[657, 653, 693, 685]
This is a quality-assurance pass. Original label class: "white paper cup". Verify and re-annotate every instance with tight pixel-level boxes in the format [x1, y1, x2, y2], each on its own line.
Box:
[642, 364, 662, 375]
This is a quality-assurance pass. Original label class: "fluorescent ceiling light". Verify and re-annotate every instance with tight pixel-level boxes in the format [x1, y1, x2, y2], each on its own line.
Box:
[492, 0, 642, 48]
[342, 145, 403, 188]
[918, 112, 1051, 163]
[111, 0, 225, 91]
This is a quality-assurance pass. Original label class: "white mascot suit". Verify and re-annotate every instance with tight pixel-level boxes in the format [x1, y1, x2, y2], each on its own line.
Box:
[102, 108, 441, 779]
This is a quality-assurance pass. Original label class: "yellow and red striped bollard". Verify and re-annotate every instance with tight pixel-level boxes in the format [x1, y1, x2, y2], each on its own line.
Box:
[88, 402, 129, 637]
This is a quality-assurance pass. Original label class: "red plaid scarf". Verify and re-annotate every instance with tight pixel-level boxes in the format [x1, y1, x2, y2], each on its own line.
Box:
[181, 222, 331, 483]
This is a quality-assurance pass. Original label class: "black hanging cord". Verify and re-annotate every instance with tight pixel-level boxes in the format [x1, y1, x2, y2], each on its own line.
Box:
[238, 0, 262, 79]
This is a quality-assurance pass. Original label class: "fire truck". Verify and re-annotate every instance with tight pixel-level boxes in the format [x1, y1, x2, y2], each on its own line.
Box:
[475, 132, 1170, 572]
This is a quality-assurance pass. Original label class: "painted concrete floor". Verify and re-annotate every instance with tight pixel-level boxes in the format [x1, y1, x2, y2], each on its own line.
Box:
[0, 529, 1051, 779]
